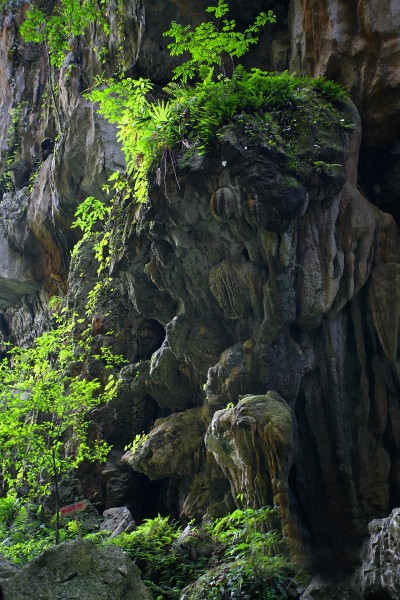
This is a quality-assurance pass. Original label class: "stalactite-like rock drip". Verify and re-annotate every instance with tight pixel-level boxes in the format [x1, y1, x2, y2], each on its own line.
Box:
[205, 392, 304, 562]
[288, 0, 400, 147]
[209, 257, 264, 320]
[368, 263, 400, 363]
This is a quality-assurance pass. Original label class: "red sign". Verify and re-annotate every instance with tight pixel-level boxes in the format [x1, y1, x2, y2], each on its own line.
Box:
[59, 499, 90, 517]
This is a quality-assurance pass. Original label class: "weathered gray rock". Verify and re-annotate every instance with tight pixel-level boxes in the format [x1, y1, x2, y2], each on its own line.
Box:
[0, 186, 42, 308]
[288, 0, 400, 147]
[123, 408, 205, 479]
[0, 223, 41, 307]
[0, 554, 19, 580]
[101, 507, 136, 537]
[299, 576, 359, 600]
[174, 525, 216, 560]
[205, 392, 303, 562]
[355, 507, 400, 598]
[0, 539, 151, 600]
[0, 290, 52, 347]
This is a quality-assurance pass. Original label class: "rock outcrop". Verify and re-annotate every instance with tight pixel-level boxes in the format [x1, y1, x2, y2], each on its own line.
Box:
[0, 0, 400, 584]
[356, 508, 400, 599]
[287, 0, 400, 222]
[71, 89, 399, 574]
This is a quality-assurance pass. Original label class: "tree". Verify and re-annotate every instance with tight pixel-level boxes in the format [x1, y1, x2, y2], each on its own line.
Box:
[0, 315, 117, 543]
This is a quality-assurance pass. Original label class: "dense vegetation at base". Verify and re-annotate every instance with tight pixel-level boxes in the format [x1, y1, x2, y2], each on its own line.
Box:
[0, 502, 297, 599]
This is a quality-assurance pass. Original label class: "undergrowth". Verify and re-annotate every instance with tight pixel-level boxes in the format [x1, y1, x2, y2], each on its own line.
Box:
[0, 505, 295, 597]
[85, 0, 349, 210]
[104, 507, 294, 599]
[0, 496, 84, 563]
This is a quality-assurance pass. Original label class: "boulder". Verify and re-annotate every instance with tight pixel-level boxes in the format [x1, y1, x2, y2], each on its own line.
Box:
[123, 407, 205, 479]
[174, 525, 216, 561]
[0, 554, 19, 580]
[0, 539, 151, 600]
[101, 507, 136, 538]
[299, 576, 359, 600]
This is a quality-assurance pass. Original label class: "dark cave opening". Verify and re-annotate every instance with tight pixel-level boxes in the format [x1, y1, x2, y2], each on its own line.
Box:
[358, 140, 400, 226]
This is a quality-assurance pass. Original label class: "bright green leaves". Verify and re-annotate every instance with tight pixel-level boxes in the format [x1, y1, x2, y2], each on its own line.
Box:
[164, 0, 276, 82]
[0, 316, 116, 507]
[20, 0, 107, 67]
[71, 195, 111, 236]
[88, 77, 176, 205]
[108, 507, 293, 600]
[71, 195, 113, 273]
[83, 0, 276, 211]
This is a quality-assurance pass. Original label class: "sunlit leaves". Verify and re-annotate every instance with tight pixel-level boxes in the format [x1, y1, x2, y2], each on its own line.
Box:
[0, 317, 117, 504]
[164, 0, 276, 83]
[20, 0, 106, 67]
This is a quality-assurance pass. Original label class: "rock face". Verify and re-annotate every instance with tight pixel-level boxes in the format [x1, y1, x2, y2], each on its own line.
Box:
[287, 0, 400, 222]
[101, 507, 136, 537]
[0, 539, 151, 600]
[356, 508, 400, 598]
[0, 0, 400, 583]
[70, 89, 399, 574]
[0, 555, 19, 580]
[288, 0, 400, 147]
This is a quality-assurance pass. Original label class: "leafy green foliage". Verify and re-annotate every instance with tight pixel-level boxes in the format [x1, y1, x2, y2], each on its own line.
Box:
[89, 68, 349, 202]
[0, 102, 27, 195]
[0, 498, 55, 563]
[164, 0, 275, 82]
[109, 515, 200, 599]
[200, 508, 290, 599]
[85, 0, 275, 204]
[71, 195, 114, 273]
[87, 0, 348, 209]
[186, 507, 291, 599]
[162, 68, 348, 152]
[0, 496, 88, 564]
[88, 77, 176, 205]
[0, 504, 296, 594]
[0, 309, 119, 544]
[123, 432, 149, 452]
[107, 508, 294, 600]
[71, 195, 111, 235]
[20, 0, 107, 68]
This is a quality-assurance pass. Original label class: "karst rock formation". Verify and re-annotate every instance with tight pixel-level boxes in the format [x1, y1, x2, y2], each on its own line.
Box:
[1, 0, 400, 587]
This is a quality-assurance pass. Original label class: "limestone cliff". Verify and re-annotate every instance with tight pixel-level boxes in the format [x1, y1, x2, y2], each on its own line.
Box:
[1, 0, 400, 584]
